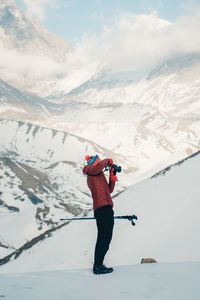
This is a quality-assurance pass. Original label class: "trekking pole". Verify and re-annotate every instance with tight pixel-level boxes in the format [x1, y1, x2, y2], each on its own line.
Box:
[60, 214, 137, 226]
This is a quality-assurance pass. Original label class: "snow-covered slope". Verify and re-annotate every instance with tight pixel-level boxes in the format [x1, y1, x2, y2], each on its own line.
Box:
[0, 78, 58, 121]
[0, 119, 132, 170]
[1, 150, 199, 273]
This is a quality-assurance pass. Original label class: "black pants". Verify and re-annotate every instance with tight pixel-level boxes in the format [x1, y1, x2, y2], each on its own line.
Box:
[94, 205, 114, 266]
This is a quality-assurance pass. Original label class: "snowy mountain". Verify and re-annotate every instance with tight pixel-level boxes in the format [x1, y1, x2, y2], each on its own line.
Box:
[0, 78, 58, 121]
[0, 119, 134, 259]
[0, 0, 71, 61]
[0, 148, 199, 275]
[0, 0, 72, 96]
[43, 55, 200, 180]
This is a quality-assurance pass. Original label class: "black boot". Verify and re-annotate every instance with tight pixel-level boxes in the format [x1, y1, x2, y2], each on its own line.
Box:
[93, 264, 113, 275]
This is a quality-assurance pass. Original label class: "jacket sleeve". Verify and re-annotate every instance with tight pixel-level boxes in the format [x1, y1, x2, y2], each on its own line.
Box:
[108, 180, 115, 193]
[84, 159, 110, 175]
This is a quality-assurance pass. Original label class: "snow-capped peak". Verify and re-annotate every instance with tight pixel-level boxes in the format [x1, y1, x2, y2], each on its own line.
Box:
[0, 0, 71, 61]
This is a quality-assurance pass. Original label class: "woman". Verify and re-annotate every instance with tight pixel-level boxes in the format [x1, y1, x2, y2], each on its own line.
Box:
[83, 154, 118, 275]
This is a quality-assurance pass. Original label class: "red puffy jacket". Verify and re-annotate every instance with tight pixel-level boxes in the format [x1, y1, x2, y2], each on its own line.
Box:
[83, 159, 115, 211]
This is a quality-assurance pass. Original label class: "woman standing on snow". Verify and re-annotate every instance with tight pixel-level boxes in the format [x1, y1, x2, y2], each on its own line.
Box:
[83, 155, 118, 275]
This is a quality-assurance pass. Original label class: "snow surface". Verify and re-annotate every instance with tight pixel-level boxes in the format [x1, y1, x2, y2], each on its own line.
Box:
[0, 262, 200, 300]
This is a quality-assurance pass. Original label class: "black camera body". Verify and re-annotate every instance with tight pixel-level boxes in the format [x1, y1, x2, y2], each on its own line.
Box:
[111, 164, 122, 175]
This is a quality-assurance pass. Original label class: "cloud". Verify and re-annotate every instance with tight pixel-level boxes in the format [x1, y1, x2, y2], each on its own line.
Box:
[0, 45, 61, 82]
[20, 0, 61, 21]
[1, 3, 200, 96]
[73, 6, 200, 74]
[73, 12, 172, 73]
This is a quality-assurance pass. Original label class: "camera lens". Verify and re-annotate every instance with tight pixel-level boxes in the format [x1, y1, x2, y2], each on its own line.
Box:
[117, 166, 121, 173]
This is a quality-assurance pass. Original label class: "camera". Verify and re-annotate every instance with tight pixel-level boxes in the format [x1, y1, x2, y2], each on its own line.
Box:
[110, 164, 122, 175]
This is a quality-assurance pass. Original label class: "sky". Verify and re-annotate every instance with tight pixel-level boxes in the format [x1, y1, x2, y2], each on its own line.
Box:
[13, 0, 197, 46]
